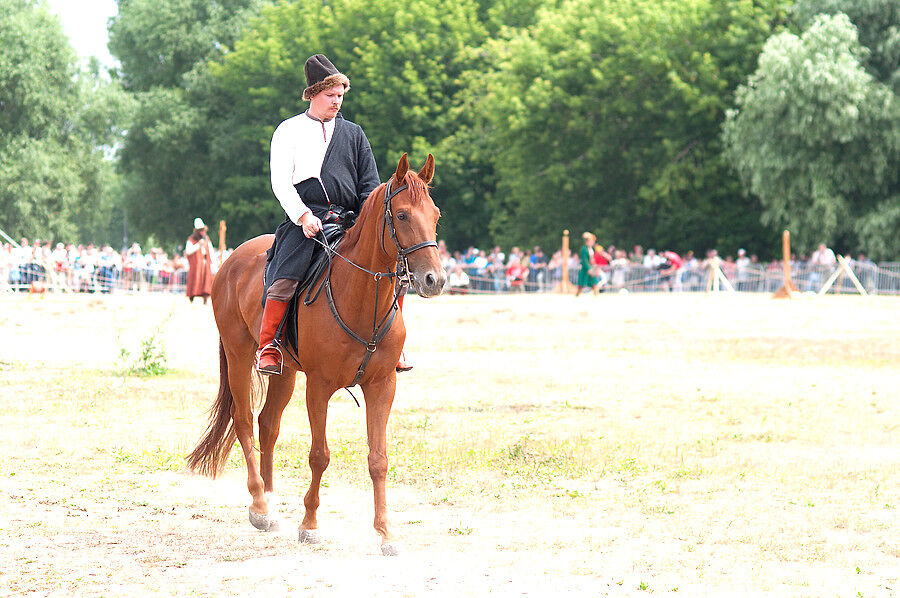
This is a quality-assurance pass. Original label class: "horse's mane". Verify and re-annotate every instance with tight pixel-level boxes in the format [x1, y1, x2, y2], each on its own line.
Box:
[341, 172, 430, 249]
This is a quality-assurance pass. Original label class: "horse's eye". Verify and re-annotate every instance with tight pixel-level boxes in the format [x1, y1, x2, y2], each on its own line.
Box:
[397, 211, 408, 221]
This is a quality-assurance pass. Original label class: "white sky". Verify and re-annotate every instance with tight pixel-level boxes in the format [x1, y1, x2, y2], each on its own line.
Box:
[45, 0, 118, 67]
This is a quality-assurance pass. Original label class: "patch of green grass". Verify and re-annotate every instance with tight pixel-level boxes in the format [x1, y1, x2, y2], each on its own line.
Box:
[448, 525, 473, 536]
[114, 447, 184, 472]
[117, 309, 174, 376]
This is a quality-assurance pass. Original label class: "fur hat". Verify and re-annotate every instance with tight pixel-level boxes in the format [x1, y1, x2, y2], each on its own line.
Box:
[302, 54, 350, 101]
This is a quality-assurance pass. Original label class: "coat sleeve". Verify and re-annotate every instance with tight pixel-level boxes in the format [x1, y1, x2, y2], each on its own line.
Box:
[354, 128, 381, 210]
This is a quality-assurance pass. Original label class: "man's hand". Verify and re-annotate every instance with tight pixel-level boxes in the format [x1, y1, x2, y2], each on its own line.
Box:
[299, 211, 323, 238]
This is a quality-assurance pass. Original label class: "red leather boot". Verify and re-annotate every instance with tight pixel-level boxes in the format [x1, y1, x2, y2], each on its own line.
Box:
[396, 294, 413, 372]
[256, 298, 289, 375]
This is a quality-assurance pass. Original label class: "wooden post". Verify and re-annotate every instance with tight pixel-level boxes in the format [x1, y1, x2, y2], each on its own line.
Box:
[706, 257, 735, 293]
[772, 230, 799, 298]
[218, 220, 227, 266]
[835, 266, 846, 294]
[560, 230, 570, 294]
[818, 255, 867, 296]
[841, 256, 868, 296]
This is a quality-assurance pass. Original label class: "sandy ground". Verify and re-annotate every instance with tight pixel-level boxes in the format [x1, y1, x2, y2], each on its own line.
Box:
[0, 290, 898, 597]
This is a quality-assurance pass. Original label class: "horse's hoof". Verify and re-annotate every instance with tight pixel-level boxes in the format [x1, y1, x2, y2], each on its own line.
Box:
[381, 541, 402, 556]
[249, 509, 279, 532]
[298, 528, 323, 544]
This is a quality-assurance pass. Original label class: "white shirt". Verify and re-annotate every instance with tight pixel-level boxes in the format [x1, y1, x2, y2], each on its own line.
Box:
[643, 254, 663, 268]
[811, 247, 836, 266]
[185, 238, 205, 256]
[14, 245, 33, 264]
[270, 112, 336, 225]
[449, 269, 469, 288]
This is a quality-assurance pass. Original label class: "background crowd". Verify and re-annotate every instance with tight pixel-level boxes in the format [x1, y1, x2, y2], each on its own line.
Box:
[437, 239, 897, 295]
[4, 235, 898, 296]
[1, 237, 231, 295]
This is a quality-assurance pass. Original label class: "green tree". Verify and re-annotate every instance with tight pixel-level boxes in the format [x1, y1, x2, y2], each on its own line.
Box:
[477, 0, 556, 33]
[793, 0, 900, 92]
[855, 196, 900, 260]
[723, 14, 899, 258]
[109, 0, 261, 92]
[480, 0, 788, 256]
[108, 0, 260, 247]
[202, 0, 488, 245]
[431, 56, 501, 250]
[0, 0, 131, 244]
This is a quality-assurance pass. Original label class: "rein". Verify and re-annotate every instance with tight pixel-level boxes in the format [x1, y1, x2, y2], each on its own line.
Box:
[302, 178, 437, 390]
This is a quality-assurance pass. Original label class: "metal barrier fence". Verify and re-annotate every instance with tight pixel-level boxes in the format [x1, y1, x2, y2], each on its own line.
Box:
[448, 261, 900, 295]
[4, 260, 900, 295]
[4, 262, 189, 295]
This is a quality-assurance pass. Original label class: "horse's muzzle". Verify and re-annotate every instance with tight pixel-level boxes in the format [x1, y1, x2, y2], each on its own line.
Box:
[410, 266, 446, 298]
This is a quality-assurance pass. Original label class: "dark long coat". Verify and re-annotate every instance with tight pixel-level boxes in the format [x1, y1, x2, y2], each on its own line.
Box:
[264, 115, 380, 295]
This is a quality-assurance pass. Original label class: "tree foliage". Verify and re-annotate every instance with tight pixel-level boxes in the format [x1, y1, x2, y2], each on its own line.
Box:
[148, 0, 489, 244]
[107, 0, 260, 246]
[723, 13, 899, 257]
[109, 0, 261, 92]
[476, 0, 789, 255]
[793, 0, 900, 92]
[0, 0, 131, 244]
[92, 0, 897, 258]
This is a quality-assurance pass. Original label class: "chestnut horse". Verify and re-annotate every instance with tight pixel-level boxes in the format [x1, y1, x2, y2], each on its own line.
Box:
[187, 154, 445, 555]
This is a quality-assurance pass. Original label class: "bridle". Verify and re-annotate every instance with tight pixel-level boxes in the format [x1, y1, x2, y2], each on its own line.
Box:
[296, 177, 438, 390]
[380, 177, 439, 281]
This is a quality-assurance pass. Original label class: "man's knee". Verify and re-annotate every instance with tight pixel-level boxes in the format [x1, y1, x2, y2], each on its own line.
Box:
[266, 278, 298, 302]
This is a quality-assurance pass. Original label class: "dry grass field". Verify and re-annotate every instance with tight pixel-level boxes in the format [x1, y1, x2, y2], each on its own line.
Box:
[0, 290, 897, 597]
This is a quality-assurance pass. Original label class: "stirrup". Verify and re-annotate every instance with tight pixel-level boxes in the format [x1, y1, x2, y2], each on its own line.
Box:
[256, 343, 283, 376]
[396, 351, 414, 373]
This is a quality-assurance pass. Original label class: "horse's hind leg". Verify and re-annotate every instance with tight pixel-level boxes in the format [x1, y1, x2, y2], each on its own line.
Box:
[298, 375, 332, 544]
[257, 371, 297, 525]
[223, 345, 273, 531]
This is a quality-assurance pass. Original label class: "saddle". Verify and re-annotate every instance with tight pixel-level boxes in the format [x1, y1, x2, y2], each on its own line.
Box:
[271, 222, 347, 365]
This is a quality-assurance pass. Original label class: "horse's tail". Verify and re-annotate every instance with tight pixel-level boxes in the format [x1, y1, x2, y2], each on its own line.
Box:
[186, 339, 237, 478]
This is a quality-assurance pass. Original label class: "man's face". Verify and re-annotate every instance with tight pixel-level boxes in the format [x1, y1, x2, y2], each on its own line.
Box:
[309, 84, 345, 120]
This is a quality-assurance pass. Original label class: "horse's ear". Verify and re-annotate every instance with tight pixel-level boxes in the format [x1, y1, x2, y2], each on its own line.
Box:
[394, 153, 409, 184]
[417, 154, 435, 185]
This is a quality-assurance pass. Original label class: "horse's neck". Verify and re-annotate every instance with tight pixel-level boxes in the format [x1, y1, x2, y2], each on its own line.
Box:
[343, 188, 396, 271]
[332, 200, 398, 316]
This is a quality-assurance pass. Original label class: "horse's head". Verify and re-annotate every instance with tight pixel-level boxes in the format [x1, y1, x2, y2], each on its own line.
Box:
[383, 153, 446, 297]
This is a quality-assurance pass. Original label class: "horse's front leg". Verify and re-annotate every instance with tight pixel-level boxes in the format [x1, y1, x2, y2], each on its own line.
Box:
[299, 375, 331, 544]
[361, 373, 399, 555]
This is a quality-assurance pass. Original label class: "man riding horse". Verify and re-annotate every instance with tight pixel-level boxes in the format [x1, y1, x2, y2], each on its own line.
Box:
[259, 54, 412, 375]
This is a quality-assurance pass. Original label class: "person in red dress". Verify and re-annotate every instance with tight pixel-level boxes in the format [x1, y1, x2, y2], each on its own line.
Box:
[185, 217, 214, 304]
